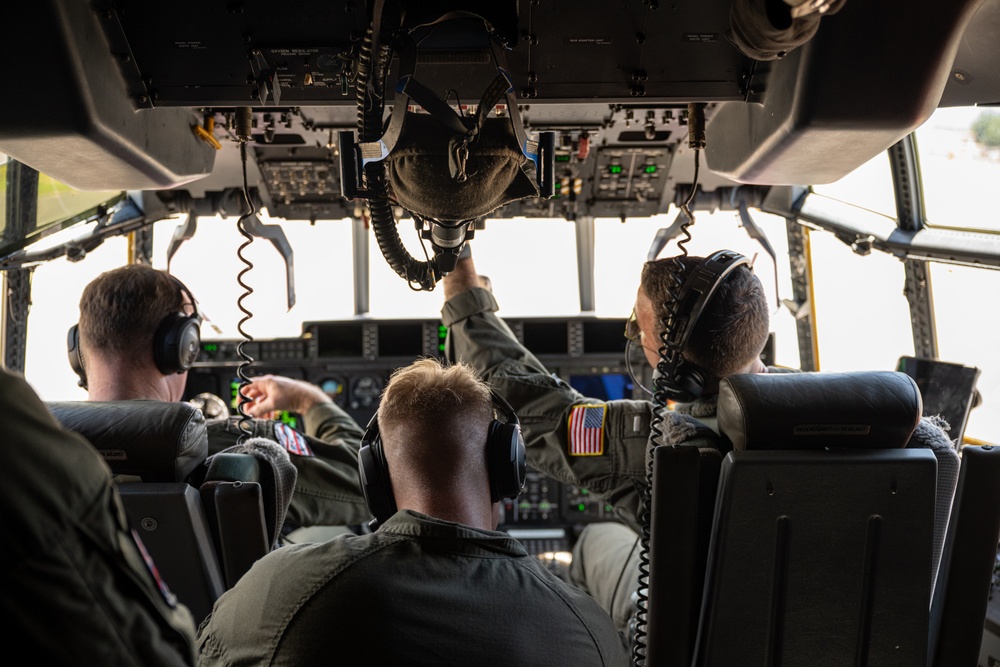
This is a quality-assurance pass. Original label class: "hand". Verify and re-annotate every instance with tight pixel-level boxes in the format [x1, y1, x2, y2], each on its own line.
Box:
[240, 375, 331, 418]
[443, 255, 484, 300]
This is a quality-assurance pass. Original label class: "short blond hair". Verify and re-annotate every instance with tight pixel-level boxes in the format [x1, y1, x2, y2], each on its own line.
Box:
[379, 358, 492, 430]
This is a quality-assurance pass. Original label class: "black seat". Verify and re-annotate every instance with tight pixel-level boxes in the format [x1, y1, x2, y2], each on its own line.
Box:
[643, 370, 964, 666]
[48, 400, 272, 621]
[703, 371, 940, 665]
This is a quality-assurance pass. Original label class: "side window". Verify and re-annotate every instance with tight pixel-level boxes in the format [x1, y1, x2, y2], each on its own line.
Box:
[916, 106, 1000, 232]
[807, 229, 914, 372]
[928, 262, 1000, 444]
[811, 152, 896, 219]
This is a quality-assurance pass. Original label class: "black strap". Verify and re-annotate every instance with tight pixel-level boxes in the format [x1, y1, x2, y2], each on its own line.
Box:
[359, 29, 538, 171]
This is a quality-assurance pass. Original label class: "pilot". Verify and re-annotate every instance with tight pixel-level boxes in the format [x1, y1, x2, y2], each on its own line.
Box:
[196, 357, 628, 666]
[0, 366, 197, 665]
[73, 264, 371, 531]
[439, 248, 771, 633]
[441, 249, 960, 637]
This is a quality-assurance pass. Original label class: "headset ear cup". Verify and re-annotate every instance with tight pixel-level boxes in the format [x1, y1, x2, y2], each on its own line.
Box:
[154, 313, 201, 375]
[66, 324, 87, 389]
[487, 420, 527, 502]
[358, 418, 397, 528]
[661, 360, 704, 404]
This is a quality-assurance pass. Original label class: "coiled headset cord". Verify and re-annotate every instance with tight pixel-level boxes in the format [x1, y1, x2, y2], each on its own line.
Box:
[234, 110, 257, 445]
[631, 103, 704, 667]
[357, 9, 440, 292]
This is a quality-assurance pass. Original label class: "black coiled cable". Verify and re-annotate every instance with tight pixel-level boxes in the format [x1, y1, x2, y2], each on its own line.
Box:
[356, 16, 440, 291]
[234, 138, 256, 444]
[631, 110, 702, 664]
[631, 239, 691, 667]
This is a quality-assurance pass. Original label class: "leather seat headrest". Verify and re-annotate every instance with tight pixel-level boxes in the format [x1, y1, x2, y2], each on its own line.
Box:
[717, 371, 922, 451]
[48, 400, 208, 482]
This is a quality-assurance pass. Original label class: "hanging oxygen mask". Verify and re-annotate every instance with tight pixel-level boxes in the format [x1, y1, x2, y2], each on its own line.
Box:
[339, 2, 554, 290]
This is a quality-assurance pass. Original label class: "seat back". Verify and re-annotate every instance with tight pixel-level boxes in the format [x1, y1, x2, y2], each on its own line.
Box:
[643, 443, 723, 666]
[116, 481, 225, 621]
[930, 443, 1000, 667]
[657, 371, 942, 666]
[198, 452, 270, 588]
[48, 400, 274, 620]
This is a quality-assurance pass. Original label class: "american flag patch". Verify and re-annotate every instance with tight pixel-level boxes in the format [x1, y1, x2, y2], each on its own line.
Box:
[274, 423, 314, 457]
[568, 404, 606, 456]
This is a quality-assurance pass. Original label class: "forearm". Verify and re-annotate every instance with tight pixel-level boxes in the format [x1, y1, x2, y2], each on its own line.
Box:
[442, 256, 482, 301]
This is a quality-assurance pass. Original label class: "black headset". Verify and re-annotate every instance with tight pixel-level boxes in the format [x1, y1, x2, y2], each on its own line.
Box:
[358, 389, 527, 529]
[658, 249, 752, 403]
[68, 274, 202, 389]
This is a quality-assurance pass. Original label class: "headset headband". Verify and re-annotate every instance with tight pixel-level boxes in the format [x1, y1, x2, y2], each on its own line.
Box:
[170, 274, 203, 325]
[673, 250, 751, 353]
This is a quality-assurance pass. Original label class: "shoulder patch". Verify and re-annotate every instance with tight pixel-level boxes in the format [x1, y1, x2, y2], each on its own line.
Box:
[132, 529, 177, 607]
[568, 404, 606, 456]
[273, 422, 314, 457]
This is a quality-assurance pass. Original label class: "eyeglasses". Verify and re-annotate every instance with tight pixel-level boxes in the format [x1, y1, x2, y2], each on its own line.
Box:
[624, 308, 642, 343]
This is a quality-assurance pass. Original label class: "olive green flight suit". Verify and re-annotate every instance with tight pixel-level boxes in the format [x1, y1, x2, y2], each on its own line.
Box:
[0, 368, 197, 666]
[442, 287, 722, 632]
[442, 287, 719, 534]
[206, 402, 371, 529]
[197, 510, 629, 666]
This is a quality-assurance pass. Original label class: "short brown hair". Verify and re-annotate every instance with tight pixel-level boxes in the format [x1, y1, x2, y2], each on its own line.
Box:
[78, 264, 186, 366]
[641, 255, 769, 378]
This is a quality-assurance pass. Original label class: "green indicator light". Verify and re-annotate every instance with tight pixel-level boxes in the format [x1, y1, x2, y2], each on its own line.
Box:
[204, 343, 218, 352]
[438, 343, 446, 352]
[279, 411, 298, 429]
[581, 489, 589, 495]
[555, 154, 571, 162]
[645, 164, 657, 173]
[578, 503, 586, 512]
[608, 164, 623, 174]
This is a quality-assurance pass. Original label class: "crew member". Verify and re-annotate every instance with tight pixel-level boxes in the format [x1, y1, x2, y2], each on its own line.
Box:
[1, 366, 197, 665]
[197, 358, 628, 666]
[74, 264, 370, 530]
[440, 250, 770, 631]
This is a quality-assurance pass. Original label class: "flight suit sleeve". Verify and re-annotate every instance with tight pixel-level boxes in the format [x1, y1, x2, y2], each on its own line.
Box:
[209, 408, 371, 529]
[0, 369, 197, 666]
[442, 287, 654, 529]
[282, 401, 371, 528]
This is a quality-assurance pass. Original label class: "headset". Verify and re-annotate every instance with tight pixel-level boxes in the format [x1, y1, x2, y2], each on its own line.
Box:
[358, 388, 527, 529]
[657, 249, 752, 403]
[67, 274, 203, 389]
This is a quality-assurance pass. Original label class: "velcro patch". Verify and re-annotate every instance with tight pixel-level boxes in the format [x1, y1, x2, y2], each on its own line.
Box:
[274, 423, 314, 457]
[568, 404, 606, 456]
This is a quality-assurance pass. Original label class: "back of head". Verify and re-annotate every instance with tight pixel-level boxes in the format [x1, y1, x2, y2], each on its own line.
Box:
[78, 264, 185, 368]
[641, 255, 769, 379]
[378, 358, 494, 509]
